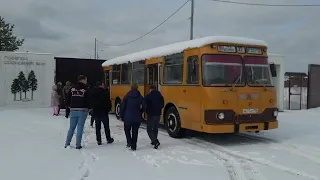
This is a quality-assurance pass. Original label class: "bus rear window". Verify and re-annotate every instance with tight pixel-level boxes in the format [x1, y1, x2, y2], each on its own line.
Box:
[202, 55, 244, 86]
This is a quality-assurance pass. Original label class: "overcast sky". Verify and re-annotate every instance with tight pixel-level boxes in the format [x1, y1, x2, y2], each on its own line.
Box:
[1, 0, 319, 72]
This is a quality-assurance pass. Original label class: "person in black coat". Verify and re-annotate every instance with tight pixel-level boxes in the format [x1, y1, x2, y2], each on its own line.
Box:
[56, 82, 63, 115]
[143, 85, 164, 149]
[90, 81, 114, 145]
[65, 75, 91, 149]
[120, 84, 144, 151]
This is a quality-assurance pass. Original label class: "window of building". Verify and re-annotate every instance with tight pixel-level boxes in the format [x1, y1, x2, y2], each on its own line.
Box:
[132, 61, 145, 85]
[111, 65, 120, 84]
[121, 63, 131, 84]
[187, 56, 199, 84]
[163, 53, 184, 84]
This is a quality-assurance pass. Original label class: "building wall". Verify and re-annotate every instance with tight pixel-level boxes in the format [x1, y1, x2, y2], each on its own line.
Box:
[0, 52, 55, 108]
[268, 54, 285, 112]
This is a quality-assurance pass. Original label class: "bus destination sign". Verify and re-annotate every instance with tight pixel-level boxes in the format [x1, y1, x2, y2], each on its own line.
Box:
[217, 45, 263, 54]
[247, 47, 262, 54]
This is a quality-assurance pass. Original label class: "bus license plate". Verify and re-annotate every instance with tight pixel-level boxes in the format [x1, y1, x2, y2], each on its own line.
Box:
[243, 108, 258, 114]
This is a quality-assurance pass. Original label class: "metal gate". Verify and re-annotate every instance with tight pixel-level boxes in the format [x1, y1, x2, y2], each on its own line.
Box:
[284, 72, 307, 110]
[307, 64, 320, 109]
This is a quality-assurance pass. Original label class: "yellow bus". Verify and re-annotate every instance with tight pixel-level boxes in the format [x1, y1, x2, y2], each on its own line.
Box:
[102, 36, 278, 138]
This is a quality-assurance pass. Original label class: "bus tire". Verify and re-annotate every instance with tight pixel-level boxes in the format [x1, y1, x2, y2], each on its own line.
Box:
[115, 99, 121, 120]
[165, 107, 185, 138]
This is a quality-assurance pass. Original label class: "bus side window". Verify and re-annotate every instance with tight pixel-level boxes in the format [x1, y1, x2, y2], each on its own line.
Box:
[187, 56, 199, 84]
[112, 65, 121, 84]
[121, 63, 131, 84]
[163, 53, 184, 84]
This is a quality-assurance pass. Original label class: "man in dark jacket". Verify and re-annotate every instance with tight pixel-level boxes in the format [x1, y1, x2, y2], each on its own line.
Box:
[143, 85, 164, 149]
[120, 84, 143, 151]
[65, 75, 91, 149]
[56, 82, 63, 115]
[63, 81, 72, 118]
[90, 81, 114, 145]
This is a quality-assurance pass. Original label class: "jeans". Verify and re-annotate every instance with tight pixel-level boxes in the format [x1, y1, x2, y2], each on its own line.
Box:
[147, 116, 160, 144]
[65, 110, 88, 147]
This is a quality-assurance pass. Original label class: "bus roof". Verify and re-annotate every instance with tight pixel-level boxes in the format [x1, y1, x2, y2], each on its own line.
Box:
[102, 36, 268, 67]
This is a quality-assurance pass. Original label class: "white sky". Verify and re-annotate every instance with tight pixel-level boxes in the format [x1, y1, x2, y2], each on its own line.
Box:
[1, 0, 319, 72]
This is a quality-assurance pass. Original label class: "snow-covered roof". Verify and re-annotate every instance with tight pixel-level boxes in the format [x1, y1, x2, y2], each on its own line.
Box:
[0, 51, 52, 55]
[102, 36, 268, 67]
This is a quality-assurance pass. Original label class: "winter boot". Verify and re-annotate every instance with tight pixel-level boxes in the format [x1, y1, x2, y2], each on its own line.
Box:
[107, 138, 114, 144]
[154, 141, 160, 149]
[131, 144, 137, 151]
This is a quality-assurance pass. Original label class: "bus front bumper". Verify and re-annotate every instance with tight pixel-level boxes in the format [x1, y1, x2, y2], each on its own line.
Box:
[201, 120, 278, 133]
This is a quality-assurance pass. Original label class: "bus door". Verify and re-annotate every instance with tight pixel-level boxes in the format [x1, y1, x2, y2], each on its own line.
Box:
[104, 70, 111, 96]
[144, 62, 162, 119]
[144, 62, 162, 95]
[144, 64, 157, 96]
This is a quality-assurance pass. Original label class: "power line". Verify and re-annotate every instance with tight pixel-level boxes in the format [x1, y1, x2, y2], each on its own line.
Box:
[210, 0, 320, 7]
[97, 0, 190, 47]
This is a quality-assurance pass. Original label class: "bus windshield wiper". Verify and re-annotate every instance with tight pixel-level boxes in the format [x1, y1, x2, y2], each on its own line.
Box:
[229, 74, 241, 91]
[255, 79, 268, 91]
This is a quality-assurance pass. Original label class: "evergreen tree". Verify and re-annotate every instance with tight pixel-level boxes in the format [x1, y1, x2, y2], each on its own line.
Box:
[17, 71, 29, 99]
[0, 16, 24, 51]
[28, 70, 38, 100]
[11, 79, 20, 101]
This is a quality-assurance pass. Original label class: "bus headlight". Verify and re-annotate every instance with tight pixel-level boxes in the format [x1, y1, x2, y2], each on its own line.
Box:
[273, 110, 278, 117]
[217, 112, 225, 120]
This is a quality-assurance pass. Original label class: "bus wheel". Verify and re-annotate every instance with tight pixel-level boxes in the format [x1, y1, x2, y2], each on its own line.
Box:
[115, 99, 121, 120]
[165, 107, 184, 138]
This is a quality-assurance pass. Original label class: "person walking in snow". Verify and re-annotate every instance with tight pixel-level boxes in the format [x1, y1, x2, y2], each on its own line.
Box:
[120, 84, 144, 151]
[90, 81, 114, 145]
[63, 81, 72, 118]
[65, 75, 91, 149]
[143, 85, 164, 149]
[51, 85, 60, 116]
[56, 82, 63, 115]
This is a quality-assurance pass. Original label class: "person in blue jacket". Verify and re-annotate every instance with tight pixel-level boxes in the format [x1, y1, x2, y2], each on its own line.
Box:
[120, 84, 143, 151]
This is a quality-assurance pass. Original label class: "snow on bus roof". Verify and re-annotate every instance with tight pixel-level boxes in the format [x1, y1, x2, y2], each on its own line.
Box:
[102, 36, 268, 67]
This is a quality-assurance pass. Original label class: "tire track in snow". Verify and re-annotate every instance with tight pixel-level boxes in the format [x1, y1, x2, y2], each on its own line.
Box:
[140, 123, 318, 180]
[140, 124, 261, 179]
[71, 118, 98, 180]
[234, 133, 320, 165]
[186, 138, 319, 180]
[185, 138, 261, 180]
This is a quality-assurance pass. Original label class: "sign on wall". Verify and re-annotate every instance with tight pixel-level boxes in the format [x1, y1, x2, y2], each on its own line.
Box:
[0, 53, 54, 107]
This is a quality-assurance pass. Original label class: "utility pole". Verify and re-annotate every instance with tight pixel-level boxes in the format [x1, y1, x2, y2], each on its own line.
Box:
[94, 38, 97, 59]
[190, 0, 194, 40]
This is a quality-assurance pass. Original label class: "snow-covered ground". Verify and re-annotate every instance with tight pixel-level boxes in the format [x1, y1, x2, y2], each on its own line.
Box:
[1, 108, 320, 180]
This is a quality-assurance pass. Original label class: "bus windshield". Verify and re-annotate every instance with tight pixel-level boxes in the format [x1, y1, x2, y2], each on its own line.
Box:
[244, 56, 272, 86]
[202, 54, 244, 86]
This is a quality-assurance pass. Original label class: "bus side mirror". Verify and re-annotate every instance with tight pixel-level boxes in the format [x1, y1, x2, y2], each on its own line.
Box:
[269, 63, 277, 77]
